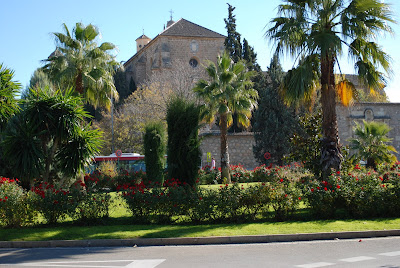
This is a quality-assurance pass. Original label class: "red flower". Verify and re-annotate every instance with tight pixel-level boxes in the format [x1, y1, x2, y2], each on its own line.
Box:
[298, 197, 301, 200]
[337, 185, 340, 189]
[311, 188, 314, 192]
[324, 187, 328, 191]
[280, 178, 284, 182]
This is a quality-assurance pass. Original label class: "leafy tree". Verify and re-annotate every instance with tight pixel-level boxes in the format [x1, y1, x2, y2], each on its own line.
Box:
[42, 22, 120, 109]
[357, 88, 389, 103]
[129, 77, 137, 96]
[288, 111, 323, 178]
[253, 55, 298, 166]
[166, 96, 201, 186]
[349, 120, 397, 170]
[143, 121, 166, 184]
[224, 4, 242, 63]
[242, 39, 261, 72]
[267, 0, 395, 174]
[114, 69, 136, 107]
[0, 64, 21, 131]
[29, 68, 54, 91]
[1, 88, 102, 187]
[193, 52, 258, 183]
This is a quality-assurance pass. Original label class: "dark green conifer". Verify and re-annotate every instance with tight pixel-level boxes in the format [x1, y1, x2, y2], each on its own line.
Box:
[253, 54, 298, 166]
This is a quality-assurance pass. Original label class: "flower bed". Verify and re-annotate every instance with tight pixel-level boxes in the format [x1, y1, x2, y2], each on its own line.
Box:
[2, 162, 400, 227]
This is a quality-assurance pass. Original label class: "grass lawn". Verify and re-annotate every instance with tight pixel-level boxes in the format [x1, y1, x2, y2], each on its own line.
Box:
[1, 218, 400, 242]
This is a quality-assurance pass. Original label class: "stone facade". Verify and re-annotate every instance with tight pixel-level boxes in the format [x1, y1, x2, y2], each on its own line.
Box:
[200, 132, 259, 170]
[201, 103, 400, 170]
[337, 103, 400, 158]
[124, 18, 225, 86]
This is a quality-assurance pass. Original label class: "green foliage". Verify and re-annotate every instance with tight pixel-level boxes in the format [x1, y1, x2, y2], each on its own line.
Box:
[224, 4, 242, 63]
[0, 63, 21, 131]
[31, 182, 76, 224]
[113, 69, 136, 107]
[143, 121, 166, 184]
[288, 112, 323, 178]
[28, 68, 54, 91]
[267, 0, 395, 173]
[193, 51, 258, 183]
[253, 54, 298, 165]
[1, 87, 102, 185]
[349, 120, 397, 170]
[73, 192, 111, 224]
[166, 96, 201, 186]
[302, 169, 400, 219]
[0, 177, 37, 227]
[42, 22, 120, 109]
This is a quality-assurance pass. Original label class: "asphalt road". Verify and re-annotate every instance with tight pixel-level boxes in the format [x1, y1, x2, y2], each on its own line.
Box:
[1, 237, 400, 267]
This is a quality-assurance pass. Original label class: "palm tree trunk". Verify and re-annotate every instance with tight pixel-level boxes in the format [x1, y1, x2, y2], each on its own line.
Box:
[75, 71, 84, 94]
[320, 55, 342, 176]
[220, 113, 231, 183]
[43, 136, 60, 182]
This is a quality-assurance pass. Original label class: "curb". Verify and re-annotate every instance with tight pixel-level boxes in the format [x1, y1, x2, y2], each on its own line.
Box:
[1, 229, 400, 248]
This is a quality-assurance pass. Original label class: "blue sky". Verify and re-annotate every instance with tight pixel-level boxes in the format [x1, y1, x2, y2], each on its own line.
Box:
[2, 0, 400, 101]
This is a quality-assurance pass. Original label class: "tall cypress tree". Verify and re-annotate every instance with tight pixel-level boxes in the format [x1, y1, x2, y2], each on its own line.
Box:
[253, 54, 298, 166]
[224, 4, 242, 63]
[242, 38, 260, 72]
[166, 96, 201, 186]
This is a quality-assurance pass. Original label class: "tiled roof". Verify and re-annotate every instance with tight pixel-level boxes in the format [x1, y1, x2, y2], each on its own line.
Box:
[135, 34, 151, 41]
[160, 18, 225, 38]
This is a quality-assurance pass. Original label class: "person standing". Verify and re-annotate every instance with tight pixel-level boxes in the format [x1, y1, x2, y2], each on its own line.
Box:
[211, 157, 216, 169]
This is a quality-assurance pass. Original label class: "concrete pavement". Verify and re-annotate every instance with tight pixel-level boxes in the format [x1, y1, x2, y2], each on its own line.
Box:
[1, 229, 400, 248]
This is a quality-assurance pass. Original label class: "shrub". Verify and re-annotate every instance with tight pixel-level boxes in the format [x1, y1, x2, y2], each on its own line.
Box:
[73, 192, 111, 224]
[166, 96, 202, 186]
[302, 173, 343, 218]
[240, 183, 271, 220]
[31, 182, 76, 224]
[270, 179, 301, 221]
[197, 166, 221, 184]
[143, 121, 166, 184]
[0, 177, 37, 227]
[230, 164, 253, 183]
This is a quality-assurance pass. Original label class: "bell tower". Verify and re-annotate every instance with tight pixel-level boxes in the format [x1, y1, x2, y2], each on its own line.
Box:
[136, 31, 151, 53]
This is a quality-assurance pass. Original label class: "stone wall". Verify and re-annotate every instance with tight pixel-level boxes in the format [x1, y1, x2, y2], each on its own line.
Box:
[200, 132, 259, 170]
[336, 103, 400, 159]
[125, 36, 224, 86]
[200, 103, 400, 170]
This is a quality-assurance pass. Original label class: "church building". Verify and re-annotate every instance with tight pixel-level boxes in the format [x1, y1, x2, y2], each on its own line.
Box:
[124, 17, 226, 86]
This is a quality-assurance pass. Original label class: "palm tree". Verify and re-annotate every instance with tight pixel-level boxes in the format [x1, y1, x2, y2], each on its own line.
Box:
[2, 87, 102, 186]
[42, 23, 120, 109]
[193, 52, 258, 183]
[267, 0, 394, 174]
[0, 63, 21, 130]
[349, 120, 397, 170]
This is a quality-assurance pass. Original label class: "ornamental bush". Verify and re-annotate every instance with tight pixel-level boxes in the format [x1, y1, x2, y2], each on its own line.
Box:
[73, 192, 111, 224]
[0, 177, 37, 227]
[31, 182, 77, 224]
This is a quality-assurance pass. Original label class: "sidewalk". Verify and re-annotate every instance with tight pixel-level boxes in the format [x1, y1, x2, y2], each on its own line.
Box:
[1, 229, 400, 248]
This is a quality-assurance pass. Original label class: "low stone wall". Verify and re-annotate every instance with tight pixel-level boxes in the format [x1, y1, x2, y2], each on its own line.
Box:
[199, 132, 259, 170]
